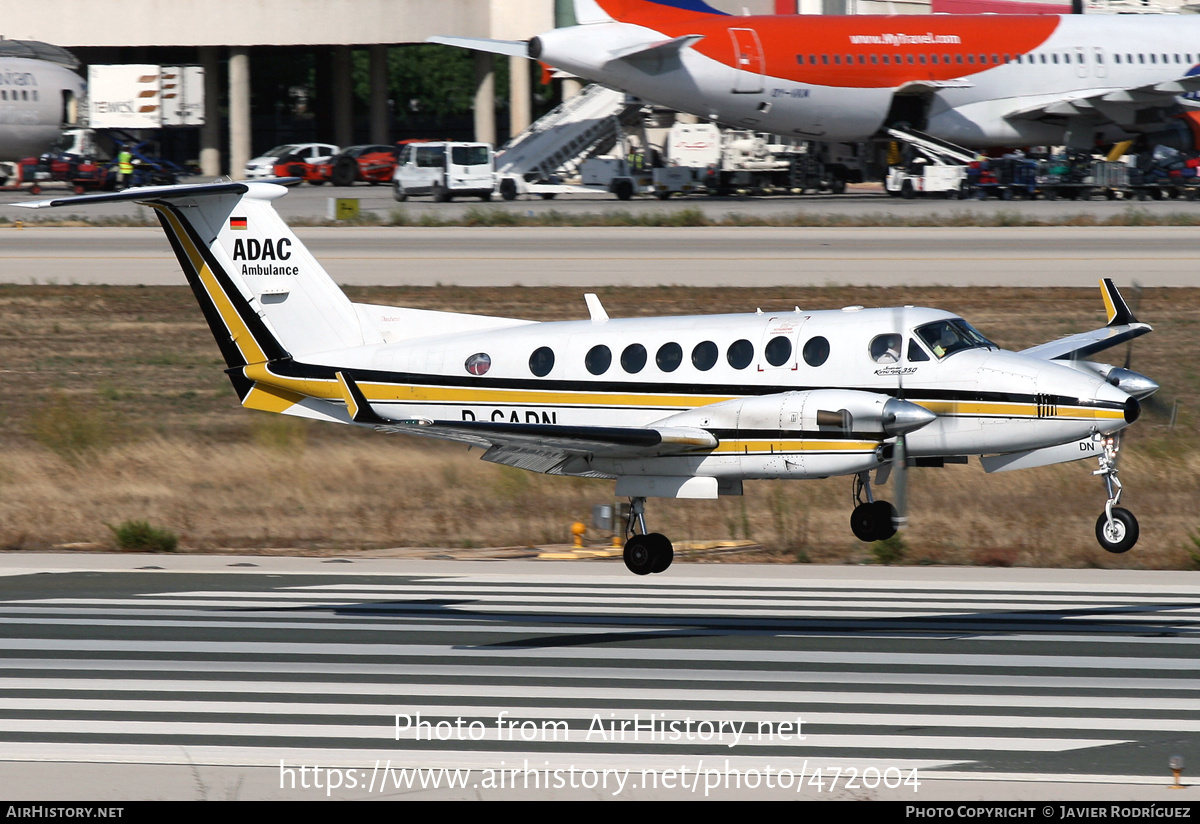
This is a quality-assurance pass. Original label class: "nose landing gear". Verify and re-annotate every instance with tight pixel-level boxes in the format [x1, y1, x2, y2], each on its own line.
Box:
[1093, 434, 1139, 553]
[623, 497, 674, 575]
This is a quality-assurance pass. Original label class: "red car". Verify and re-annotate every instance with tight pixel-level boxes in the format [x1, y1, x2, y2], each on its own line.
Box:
[315, 144, 399, 186]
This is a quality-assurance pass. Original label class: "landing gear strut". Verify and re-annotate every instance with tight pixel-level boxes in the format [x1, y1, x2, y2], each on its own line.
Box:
[623, 497, 673, 575]
[1093, 434, 1139, 553]
[849, 472, 898, 542]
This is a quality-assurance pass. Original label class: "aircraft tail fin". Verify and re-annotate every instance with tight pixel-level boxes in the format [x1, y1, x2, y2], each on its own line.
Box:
[571, 0, 728, 25]
[18, 182, 380, 377]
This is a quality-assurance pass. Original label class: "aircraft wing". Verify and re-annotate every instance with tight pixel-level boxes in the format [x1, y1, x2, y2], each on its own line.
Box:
[1005, 74, 1200, 124]
[334, 371, 715, 474]
[1020, 278, 1151, 361]
[427, 36, 529, 58]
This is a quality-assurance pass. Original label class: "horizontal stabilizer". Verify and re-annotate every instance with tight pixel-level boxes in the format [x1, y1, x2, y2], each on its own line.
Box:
[16, 181, 251, 210]
[1021, 278, 1150, 361]
[427, 36, 528, 57]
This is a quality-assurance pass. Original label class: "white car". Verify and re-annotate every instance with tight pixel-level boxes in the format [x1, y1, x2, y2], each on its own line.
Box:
[244, 143, 338, 179]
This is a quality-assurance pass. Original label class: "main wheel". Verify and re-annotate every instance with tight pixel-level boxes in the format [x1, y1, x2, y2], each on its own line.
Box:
[624, 535, 656, 575]
[870, 500, 898, 541]
[1096, 507, 1139, 553]
[645, 533, 673, 573]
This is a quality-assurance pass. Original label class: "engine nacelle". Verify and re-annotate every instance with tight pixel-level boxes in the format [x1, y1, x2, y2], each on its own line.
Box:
[653, 389, 935, 438]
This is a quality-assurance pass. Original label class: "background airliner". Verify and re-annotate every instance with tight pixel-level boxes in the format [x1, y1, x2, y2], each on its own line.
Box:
[0, 41, 85, 183]
[436, 0, 1200, 150]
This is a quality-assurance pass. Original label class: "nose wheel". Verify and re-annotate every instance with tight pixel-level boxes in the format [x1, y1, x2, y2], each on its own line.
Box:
[623, 497, 674, 575]
[1093, 434, 1139, 554]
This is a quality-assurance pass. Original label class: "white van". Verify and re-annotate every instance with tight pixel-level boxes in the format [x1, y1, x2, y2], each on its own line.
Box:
[392, 142, 495, 202]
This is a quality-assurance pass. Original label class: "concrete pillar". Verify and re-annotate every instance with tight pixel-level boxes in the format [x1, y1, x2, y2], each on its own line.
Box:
[199, 46, 221, 177]
[473, 52, 496, 145]
[332, 45, 354, 148]
[562, 78, 583, 101]
[368, 45, 390, 145]
[509, 55, 532, 137]
[228, 48, 251, 180]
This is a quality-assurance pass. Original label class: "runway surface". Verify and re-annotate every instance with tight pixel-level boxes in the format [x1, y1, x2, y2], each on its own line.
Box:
[1, 225, 1197, 287]
[0, 555, 1196, 800]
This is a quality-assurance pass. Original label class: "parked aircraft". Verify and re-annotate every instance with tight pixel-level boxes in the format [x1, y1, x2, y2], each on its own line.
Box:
[18, 181, 1158, 574]
[433, 0, 1200, 150]
[0, 40, 85, 182]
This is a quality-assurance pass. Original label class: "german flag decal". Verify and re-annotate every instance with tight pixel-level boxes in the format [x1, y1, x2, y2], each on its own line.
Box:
[229, 216, 247, 230]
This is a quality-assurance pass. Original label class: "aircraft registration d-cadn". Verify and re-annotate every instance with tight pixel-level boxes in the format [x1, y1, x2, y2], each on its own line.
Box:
[19, 181, 1158, 574]
[434, 0, 1200, 150]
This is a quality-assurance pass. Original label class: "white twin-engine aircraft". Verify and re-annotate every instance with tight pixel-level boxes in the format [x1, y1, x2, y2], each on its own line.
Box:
[21, 181, 1158, 575]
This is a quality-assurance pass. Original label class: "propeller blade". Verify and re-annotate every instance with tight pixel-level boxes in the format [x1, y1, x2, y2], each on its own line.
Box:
[892, 432, 909, 531]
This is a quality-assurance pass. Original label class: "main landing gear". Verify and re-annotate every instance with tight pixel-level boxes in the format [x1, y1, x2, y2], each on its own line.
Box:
[1093, 434, 1139, 553]
[623, 497, 674, 575]
[849, 472, 898, 542]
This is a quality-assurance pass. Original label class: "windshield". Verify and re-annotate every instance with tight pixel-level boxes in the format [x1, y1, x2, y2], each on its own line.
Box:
[263, 145, 297, 158]
[452, 145, 490, 166]
[914, 319, 995, 359]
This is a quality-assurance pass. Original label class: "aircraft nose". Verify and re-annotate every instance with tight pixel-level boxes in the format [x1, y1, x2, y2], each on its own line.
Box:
[1106, 367, 1159, 401]
[881, 398, 937, 436]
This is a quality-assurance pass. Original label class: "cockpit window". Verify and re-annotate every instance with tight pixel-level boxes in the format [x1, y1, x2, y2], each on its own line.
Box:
[914, 319, 995, 359]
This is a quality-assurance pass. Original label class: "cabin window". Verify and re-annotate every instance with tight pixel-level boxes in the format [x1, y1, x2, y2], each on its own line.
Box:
[907, 339, 930, 363]
[882, 54, 890, 65]
[1004, 54, 1011, 63]
[727, 339, 754, 370]
[692, 341, 718, 371]
[656, 342, 683, 372]
[621, 343, 647, 374]
[529, 346, 555, 377]
[870, 54, 878, 65]
[802, 336, 830, 367]
[795, 55, 804, 65]
[918, 54, 926, 65]
[931, 54, 939, 65]
[857, 54, 865, 65]
[869, 334, 902, 364]
[764, 336, 792, 367]
[464, 353, 491, 376]
[991, 54, 999, 64]
[956, 54, 964, 65]
[1114, 54, 1121, 64]
[822, 54, 829, 65]
[585, 344, 611, 375]
[967, 54, 975, 65]
[906, 55, 914, 65]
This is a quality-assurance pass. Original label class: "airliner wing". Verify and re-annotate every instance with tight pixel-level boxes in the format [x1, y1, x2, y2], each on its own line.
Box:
[1005, 74, 1200, 123]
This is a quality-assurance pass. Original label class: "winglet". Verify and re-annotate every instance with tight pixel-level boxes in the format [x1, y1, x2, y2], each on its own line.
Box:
[1101, 278, 1138, 327]
[335, 371, 391, 425]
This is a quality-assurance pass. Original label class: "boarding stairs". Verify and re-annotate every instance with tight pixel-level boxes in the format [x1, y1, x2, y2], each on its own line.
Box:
[495, 84, 646, 195]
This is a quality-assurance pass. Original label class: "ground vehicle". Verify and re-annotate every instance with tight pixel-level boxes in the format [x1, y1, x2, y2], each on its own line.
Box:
[320, 145, 399, 186]
[245, 143, 337, 179]
[393, 142, 495, 202]
[21, 182, 1159, 575]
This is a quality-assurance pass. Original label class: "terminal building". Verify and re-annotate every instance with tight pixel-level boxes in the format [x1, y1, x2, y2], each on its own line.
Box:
[2, 0, 1194, 176]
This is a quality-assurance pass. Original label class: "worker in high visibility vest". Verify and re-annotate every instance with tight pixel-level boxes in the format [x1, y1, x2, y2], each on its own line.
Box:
[116, 147, 133, 189]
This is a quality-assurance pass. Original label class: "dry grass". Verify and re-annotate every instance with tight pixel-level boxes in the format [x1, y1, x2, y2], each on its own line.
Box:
[0, 283, 1196, 567]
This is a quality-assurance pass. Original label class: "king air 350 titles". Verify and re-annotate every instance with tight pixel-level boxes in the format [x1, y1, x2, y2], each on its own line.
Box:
[232, 237, 299, 276]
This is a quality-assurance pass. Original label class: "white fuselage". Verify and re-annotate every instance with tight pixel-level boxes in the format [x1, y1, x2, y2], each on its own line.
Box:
[0, 57, 84, 161]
